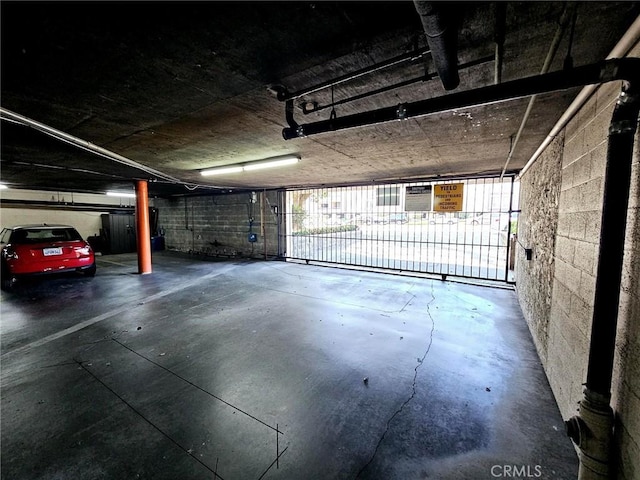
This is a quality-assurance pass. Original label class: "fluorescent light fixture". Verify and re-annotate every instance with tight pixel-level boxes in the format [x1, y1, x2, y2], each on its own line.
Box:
[243, 156, 300, 171]
[200, 166, 244, 176]
[200, 155, 300, 176]
[106, 190, 136, 198]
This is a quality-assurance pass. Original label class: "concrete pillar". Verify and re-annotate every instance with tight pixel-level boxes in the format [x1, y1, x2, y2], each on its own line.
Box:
[135, 180, 152, 274]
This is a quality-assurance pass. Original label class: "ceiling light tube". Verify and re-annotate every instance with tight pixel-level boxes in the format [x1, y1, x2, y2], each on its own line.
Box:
[200, 166, 244, 176]
[243, 156, 300, 171]
[106, 191, 136, 198]
[200, 155, 300, 176]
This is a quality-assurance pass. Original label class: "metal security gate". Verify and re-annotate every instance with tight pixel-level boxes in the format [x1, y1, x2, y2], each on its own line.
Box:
[282, 176, 519, 282]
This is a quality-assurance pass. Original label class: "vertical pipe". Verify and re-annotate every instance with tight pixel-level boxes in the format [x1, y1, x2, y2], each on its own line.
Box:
[277, 190, 283, 259]
[520, 15, 640, 178]
[284, 190, 291, 259]
[500, 2, 577, 179]
[565, 82, 640, 480]
[504, 176, 515, 282]
[276, 191, 281, 258]
[586, 86, 639, 396]
[494, 2, 506, 85]
[135, 180, 152, 275]
[261, 190, 267, 260]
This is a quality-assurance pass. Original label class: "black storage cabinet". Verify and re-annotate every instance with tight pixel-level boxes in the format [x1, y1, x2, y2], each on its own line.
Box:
[101, 214, 137, 254]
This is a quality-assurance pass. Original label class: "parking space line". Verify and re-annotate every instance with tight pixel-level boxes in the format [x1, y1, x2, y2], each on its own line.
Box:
[1, 264, 239, 359]
[97, 258, 137, 268]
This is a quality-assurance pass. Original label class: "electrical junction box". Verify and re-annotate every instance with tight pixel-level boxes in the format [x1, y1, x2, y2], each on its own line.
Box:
[248, 233, 258, 242]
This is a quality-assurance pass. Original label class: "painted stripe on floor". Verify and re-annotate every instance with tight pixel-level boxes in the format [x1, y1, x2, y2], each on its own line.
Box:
[96, 258, 136, 268]
[1, 264, 239, 359]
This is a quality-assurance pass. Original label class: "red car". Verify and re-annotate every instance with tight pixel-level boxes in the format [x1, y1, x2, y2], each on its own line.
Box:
[0, 224, 96, 290]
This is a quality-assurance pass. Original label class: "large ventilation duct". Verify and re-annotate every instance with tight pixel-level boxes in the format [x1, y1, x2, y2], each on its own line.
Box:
[413, 1, 460, 90]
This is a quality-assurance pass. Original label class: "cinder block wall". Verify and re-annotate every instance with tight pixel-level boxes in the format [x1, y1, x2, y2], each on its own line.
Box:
[516, 51, 640, 480]
[154, 191, 280, 258]
[515, 134, 564, 366]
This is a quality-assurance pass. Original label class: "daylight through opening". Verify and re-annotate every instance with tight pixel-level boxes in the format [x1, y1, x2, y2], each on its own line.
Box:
[283, 176, 520, 282]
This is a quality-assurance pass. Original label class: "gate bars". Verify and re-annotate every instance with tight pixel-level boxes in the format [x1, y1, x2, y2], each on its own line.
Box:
[282, 176, 518, 282]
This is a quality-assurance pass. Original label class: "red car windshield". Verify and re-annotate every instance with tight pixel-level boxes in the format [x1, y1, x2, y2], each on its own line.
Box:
[10, 228, 83, 244]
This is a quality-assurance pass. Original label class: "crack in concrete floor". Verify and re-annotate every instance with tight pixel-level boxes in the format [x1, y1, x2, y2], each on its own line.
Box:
[355, 281, 437, 478]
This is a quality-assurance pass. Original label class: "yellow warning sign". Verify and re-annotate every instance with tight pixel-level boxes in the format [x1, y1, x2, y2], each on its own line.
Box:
[434, 183, 464, 212]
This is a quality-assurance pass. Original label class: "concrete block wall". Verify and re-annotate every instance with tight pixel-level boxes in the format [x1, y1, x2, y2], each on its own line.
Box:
[155, 191, 280, 258]
[517, 46, 640, 480]
[515, 134, 564, 365]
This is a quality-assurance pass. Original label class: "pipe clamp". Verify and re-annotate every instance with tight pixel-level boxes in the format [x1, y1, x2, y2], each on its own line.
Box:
[609, 119, 637, 135]
[396, 104, 408, 120]
[600, 62, 618, 83]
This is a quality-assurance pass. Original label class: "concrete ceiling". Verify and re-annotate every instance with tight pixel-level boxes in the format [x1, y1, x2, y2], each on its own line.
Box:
[1, 1, 638, 197]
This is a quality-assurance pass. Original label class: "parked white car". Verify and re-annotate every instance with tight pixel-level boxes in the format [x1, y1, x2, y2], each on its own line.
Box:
[427, 212, 457, 225]
[465, 213, 509, 230]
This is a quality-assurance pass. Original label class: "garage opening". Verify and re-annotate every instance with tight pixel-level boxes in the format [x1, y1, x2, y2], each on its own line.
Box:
[283, 176, 519, 282]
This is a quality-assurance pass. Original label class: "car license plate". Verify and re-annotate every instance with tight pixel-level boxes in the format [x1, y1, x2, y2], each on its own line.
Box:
[43, 247, 63, 256]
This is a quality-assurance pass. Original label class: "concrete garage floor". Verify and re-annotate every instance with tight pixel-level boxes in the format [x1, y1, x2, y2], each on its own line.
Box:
[1, 253, 578, 480]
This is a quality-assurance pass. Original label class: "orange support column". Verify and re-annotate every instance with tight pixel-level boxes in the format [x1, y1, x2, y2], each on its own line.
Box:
[135, 180, 152, 274]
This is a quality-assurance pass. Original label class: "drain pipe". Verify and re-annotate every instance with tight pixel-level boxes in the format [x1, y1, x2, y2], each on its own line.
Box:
[413, 1, 459, 90]
[565, 79, 640, 479]
[566, 85, 640, 478]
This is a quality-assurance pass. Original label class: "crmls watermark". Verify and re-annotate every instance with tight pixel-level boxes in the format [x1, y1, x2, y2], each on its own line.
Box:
[490, 465, 543, 478]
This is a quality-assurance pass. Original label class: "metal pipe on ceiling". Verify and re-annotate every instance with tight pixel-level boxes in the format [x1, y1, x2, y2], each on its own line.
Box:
[282, 58, 640, 140]
[0, 107, 183, 184]
[277, 47, 431, 102]
[302, 55, 494, 115]
[499, 2, 577, 179]
[413, 1, 459, 90]
[519, 13, 640, 178]
[0, 198, 134, 213]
